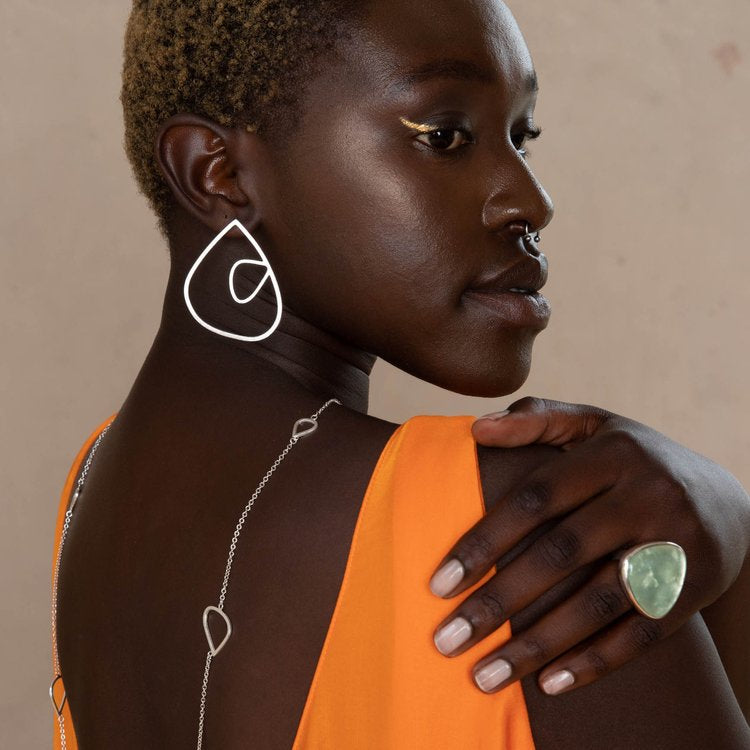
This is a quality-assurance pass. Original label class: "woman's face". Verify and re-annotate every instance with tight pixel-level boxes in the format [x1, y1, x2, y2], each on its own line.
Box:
[259, 0, 553, 397]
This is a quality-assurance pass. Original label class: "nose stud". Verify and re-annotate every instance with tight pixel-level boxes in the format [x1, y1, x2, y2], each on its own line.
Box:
[523, 222, 541, 243]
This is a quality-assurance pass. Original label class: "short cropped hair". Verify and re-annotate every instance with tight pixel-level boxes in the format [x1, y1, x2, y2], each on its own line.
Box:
[120, 0, 362, 239]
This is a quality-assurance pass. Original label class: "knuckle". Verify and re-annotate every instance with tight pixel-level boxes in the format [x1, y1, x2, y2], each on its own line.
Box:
[583, 649, 610, 677]
[456, 529, 496, 569]
[652, 474, 697, 522]
[514, 396, 548, 413]
[509, 482, 552, 518]
[582, 409, 612, 436]
[534, 526, 581, 571]
[582, 585, 628, 623]
[520, 636, 551, 664]
[651, 473, 690, 503]
[478, 590, 508, 622]
[580, 403, 614, 424]
[603, 428, 642, 457]
[645, 475, 694, 525]
[461, 587, 509, 630]
[629, 618, 663, 652]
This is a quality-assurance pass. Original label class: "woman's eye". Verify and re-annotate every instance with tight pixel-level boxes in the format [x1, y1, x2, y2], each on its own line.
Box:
[512, 126, 543, 159]
[415, 126, 473, 152]
[513, 140, 531, 158]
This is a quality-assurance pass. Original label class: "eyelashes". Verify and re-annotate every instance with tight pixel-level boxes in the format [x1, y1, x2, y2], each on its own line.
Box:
[514, 124, 542, 158]
[399, 116, 542, 158]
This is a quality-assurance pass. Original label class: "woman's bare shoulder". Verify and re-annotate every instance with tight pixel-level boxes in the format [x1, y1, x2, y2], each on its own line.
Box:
[524, 613, 750, 749]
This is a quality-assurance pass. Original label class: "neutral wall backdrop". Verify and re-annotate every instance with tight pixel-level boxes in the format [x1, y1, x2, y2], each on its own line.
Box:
[2, 1, 748, 745]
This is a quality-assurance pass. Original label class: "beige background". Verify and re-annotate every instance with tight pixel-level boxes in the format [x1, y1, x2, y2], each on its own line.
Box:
[2, 0, 748, 745]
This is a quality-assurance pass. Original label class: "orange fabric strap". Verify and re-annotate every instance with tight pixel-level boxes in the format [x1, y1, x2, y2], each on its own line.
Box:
[51, 414, 117, 750]
[291, 415, 535, 749]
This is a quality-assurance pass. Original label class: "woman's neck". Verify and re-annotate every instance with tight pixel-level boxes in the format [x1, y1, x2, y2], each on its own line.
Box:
[150, 262, 376, 415]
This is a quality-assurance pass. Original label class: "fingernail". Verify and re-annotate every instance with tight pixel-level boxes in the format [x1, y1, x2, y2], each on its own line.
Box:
[540, 669, 575, 695]
[434, 616, 472, 655]
[474, 658, 513, 692]
[429, 558, 465, 597]
[477, 409, 510, 421]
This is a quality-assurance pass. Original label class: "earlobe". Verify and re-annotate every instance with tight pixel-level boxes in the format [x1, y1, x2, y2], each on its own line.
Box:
[154, 113, 249, 229]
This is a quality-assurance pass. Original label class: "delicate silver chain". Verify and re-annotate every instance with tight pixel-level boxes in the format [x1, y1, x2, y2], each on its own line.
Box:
[49, 399, 341, 750]
[196, 398, 340, 748]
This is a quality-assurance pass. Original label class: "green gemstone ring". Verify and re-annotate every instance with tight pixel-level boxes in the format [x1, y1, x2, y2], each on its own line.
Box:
[617, 541, 687, 619]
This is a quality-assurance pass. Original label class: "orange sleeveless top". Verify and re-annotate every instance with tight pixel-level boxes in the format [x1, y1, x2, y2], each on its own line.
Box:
[52, 413, 536, 749]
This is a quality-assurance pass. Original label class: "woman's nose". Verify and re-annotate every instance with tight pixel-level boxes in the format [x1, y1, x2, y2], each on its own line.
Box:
[480, 159, 555, 239]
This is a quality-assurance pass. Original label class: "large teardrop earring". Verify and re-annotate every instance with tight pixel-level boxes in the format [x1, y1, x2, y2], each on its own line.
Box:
[183, 219, 283, 342]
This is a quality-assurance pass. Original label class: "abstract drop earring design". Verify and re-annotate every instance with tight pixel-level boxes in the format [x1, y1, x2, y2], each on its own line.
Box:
[183, 218, 283, 342]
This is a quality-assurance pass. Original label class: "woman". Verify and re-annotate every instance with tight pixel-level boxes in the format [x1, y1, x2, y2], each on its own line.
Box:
[51, 0, 750, 747]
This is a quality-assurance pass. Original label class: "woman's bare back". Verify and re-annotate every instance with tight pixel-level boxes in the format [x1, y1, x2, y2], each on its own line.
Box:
[57, 361, 399, 747]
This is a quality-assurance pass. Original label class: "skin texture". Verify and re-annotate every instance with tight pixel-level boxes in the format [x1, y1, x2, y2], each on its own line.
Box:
[56, 0, 750, 747]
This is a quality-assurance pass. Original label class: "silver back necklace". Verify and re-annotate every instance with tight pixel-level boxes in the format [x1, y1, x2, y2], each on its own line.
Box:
[50, 398, 342, 749]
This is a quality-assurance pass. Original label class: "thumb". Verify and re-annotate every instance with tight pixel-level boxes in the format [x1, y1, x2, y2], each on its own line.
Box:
[471, 396, 613, 448]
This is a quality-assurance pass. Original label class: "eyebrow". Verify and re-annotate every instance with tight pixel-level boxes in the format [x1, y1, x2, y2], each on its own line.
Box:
[386, 57, 539, 94]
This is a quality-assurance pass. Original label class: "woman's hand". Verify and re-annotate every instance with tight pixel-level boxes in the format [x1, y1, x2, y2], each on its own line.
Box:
[428, 396, 750, 698]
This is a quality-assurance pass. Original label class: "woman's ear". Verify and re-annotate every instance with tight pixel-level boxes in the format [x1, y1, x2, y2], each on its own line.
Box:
[154, 113, 253, 232]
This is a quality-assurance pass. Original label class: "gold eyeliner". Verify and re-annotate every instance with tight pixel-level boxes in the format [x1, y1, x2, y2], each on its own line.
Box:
[399, 116, 435, 133]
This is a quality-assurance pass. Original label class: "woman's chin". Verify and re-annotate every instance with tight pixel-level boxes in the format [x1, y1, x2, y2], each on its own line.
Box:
[449, 364, 531, 399]
[393, 348, 533, 399]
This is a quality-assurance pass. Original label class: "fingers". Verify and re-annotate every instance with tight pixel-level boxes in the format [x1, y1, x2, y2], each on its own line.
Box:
[429, 434, 625, 599]
[468, 559, 632, 693]
[468, 559, 686, 697]
[432, 494, 634, 658]
[471, 396, 613, 448]
[533, 606, 685, 696]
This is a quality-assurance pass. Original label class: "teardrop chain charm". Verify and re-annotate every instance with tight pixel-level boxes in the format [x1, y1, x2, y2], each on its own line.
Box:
[202, 606, 232, 656]
[292, 417, 318, 440]
[49, 674, 67, 717]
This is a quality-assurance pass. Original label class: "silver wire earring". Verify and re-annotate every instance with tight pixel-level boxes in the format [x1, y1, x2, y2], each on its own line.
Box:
[523, 222, 541, 243]
[183, 219, 283, 342]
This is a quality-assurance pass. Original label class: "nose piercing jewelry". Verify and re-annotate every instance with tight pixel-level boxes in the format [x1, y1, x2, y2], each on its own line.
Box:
[523, 222, 541, 243]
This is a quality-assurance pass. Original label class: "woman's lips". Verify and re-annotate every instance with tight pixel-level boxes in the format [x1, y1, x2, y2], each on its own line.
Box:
[463, 288, 551, 328]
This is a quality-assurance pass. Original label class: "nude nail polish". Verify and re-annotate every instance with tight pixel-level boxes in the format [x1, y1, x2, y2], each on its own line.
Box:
[474, 658, 512, 692]
[429, 558, 465, 597]
[541, 669, 575, 695]
[434, 616, 472, 655]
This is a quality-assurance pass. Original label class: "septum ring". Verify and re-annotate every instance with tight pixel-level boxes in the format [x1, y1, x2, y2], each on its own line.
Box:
[523, 222, 541, 243]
